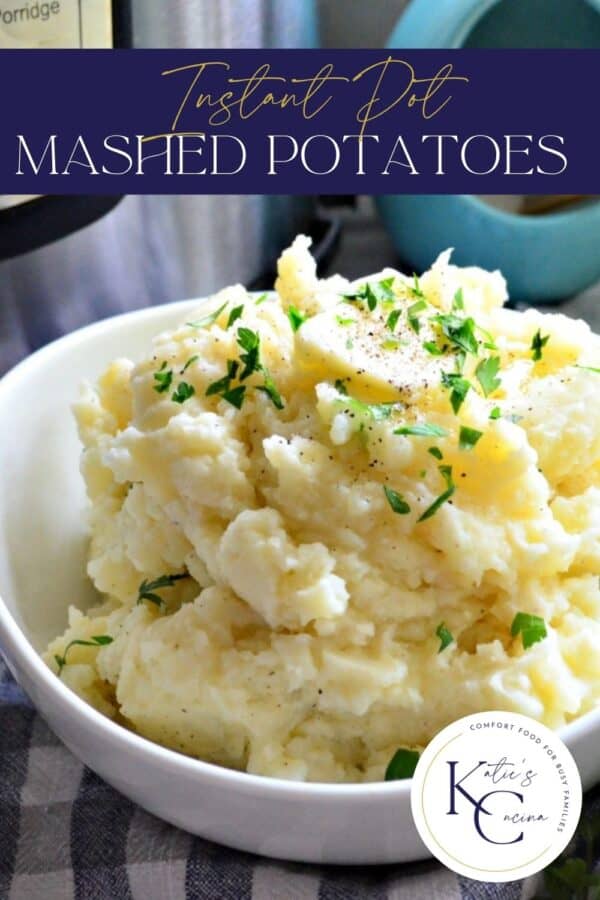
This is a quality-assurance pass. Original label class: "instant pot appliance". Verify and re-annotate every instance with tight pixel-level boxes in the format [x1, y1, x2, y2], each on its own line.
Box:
[0, 0, 318, 371]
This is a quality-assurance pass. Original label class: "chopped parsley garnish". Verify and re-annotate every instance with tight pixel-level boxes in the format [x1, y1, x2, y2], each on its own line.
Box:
[334, 378, 348, 395]
[186, 301, 227, 329]
[222, 385, 246, 409]
[207, 361, 238, 397]
[336, 395, 397, 422]
[423, 341, 444, 356]
[336, 315, 355, 327]
[386, 308, 402, 332]
[459, 426, 483, 450]
[432, 313, 478, 356]
[137, 573, 188, 608]
[475, 356, 502, 397]
[575, 364, 600, 374]
[475, 323, 498, 351]
[418, 464, 455, 522]
[206, 360, 239, 398]
[381, 338, 407, 351]
[385, 748, 420, 781]
[153, 361, 173, 394]
[172, 382, 195, 404]
[428, 446, 443, 460]
[254, 293, 269, 305]
[383, 485, 411, 515]
[531, 329, 550, 362]
[394, 423, 448, 438]
[226, 305, 244, 329]
[182, 355, 198, 373]
[409, 273, 425, 299]
[208, 329, 283, 410]
[436, 622, 454, 652]
[344, 278, 395, 311]
[364, 283, 379, 311]
[511, 612, 547, 650]
[256, 372, 284, 410]
[54, 635, 113, 676]
[441, 372, 471, 414]
[452, 288, 464, 311]
[345, 337, 354, 349]
[358, 400, 396, 420]
[237, 327, 261, 380]
[288, 306, 308, 332]
[407, 299, 427, 334]
[489, 406, 502, 420]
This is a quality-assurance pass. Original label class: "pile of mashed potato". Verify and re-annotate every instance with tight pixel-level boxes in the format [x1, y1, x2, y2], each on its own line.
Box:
[45, 236, 600, 782]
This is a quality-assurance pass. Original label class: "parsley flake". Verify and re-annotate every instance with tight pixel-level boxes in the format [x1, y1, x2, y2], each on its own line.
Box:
[384, 485, 411, 515]
[237, 327, 261, 380]
[475, 356, 502, 397]
[386, 308, 402, 332]
[206, 359, 239, 398]
[137, 574, 187, 608]
[54, 635, 113, 676]
[432, 313, 478, 356]
[222, 385, 246, 409]
[428, 446, 443, 460]
[385, 748, 420, 781]
[531, 329, 550, 362]
[394, 423, 448, 438]
[172, 382, 195, 404]
[423, 341, 444, 356]
[418, 464, 455, 522]
[511, 612, 547, 650]
[489, 406, 502, 420]
[452, 288, 464, 311]
[182, 355, 198, 373]
[254, 293, 269, 305]
[336, 315, 355, 327]
[334, 378, 348, 395]
[186, 301, 228, 329]
[288, 306, 308, 332]
[408, 299, 427, 334]
[409, 273, 425, 299]
[257, 372, 284, 410]
[436, 622, 454, 652]
[441, 372, 471, 414]
[153, 362, 173, 394]
[345, 278, 396, 311]
[226, 305, 244, 329]
[575, 364, 600, 374]
[337, 395, 397, 422]
[381, 338, 408, 351]
[459, 426, 483, 450]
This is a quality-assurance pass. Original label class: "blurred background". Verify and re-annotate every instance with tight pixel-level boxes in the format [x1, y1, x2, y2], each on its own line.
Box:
[1, 0, 600, 377]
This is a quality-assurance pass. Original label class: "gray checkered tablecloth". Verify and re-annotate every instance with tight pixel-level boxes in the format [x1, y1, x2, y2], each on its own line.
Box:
[0, 658, 529, 900]
[3, 652, 600, 900]
[2, 202, 600, 898]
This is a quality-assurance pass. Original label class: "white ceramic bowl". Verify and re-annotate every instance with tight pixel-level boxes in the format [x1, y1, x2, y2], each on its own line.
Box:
[1, 300, 599, 866]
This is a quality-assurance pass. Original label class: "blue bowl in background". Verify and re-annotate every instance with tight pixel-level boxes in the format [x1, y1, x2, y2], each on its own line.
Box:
[375, 0, 600, 302]
[377, 194, 600, 303]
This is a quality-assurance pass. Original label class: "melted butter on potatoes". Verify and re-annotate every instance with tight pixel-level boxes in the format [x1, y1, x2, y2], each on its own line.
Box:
[45, 235, 600, 782]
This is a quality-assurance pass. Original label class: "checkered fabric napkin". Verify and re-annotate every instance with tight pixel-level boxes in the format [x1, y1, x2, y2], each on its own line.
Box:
[5, 654, 598, 900]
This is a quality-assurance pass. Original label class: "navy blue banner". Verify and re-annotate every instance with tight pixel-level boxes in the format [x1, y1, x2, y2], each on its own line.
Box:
[0, 49, 597, 194]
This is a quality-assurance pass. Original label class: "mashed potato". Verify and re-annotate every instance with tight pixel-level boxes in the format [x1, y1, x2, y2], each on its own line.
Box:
[45, 237, 600, 782]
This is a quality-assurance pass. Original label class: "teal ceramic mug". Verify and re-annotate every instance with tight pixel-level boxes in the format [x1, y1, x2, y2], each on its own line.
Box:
[375, 0, 600, 302]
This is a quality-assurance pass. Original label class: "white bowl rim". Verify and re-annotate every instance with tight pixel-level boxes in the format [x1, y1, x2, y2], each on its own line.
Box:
[1, 298, 598, 799]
